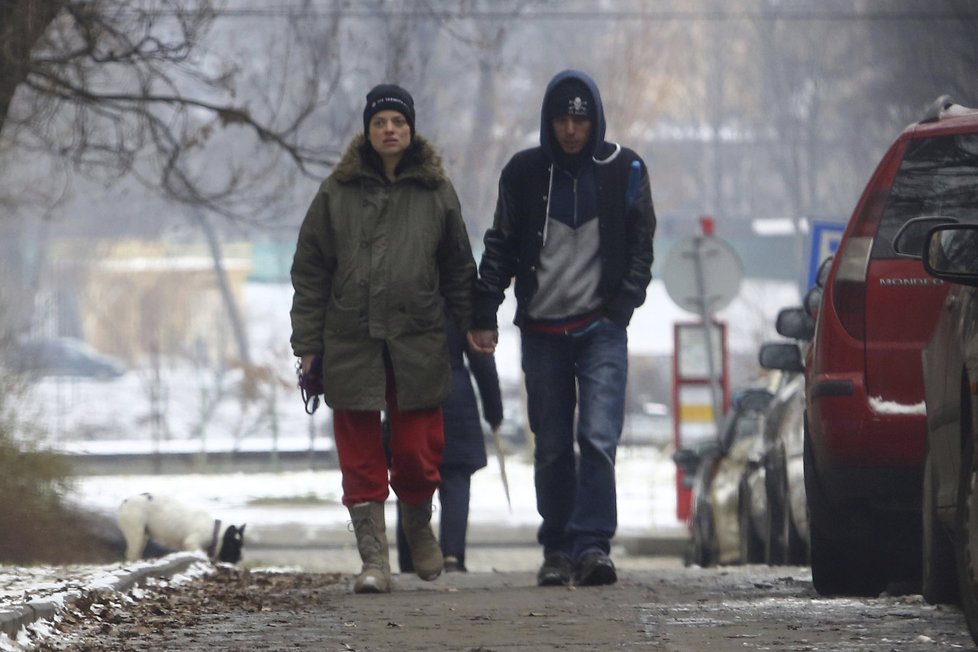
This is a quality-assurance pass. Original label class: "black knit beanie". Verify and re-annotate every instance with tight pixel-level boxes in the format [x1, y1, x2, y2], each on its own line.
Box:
[363, 84, 416, 137]
[545, 78, 595, 122]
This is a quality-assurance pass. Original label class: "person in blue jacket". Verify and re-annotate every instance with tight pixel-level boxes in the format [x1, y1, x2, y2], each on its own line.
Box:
[468, 69, 656, 587]
[395, 317, 503, 572]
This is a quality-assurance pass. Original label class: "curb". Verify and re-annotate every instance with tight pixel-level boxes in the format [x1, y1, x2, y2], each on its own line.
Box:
[0, 553, 204, 643]
[621, 534, 689, 558]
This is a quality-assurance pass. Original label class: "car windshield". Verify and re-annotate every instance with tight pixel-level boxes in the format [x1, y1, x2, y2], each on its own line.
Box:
[731, 412, 762, 445]
[874, 133, 978, 258]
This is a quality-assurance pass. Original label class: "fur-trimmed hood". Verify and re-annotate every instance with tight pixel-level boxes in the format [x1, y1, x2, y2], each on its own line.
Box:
[332, 133, 447, 189]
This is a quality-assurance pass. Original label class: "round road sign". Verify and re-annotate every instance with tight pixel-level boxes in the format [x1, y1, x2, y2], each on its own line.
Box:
[662, 235, 743, 315]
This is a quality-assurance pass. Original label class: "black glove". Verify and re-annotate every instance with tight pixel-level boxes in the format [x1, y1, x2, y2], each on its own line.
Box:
[296, 355, 323, 415]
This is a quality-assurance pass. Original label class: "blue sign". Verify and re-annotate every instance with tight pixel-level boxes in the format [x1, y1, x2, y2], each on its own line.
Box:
[808, 221, 845, 289]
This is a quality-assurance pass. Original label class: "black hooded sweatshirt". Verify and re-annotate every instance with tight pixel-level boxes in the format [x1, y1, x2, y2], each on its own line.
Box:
[473, 69, 657, 331]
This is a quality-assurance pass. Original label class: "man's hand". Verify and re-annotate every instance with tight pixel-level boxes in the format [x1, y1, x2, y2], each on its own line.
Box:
[301, 354, 319, 374]
[467, 329, 498, 355]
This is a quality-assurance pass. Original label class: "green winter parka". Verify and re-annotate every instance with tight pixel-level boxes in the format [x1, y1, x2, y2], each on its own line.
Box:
[290, 134, 476, 411]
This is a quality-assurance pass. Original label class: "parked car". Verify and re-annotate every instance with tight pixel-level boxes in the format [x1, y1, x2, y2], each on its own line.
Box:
[895, 222, 978, 644]
[737, 425, 768, 565]
[805, 96, 978, 596]
[622, 403, 672, 446]
[4, 337, 126, 379]
[741, 274, 825, 567]
[673, 386, 774, 567]
[757, 307, 813, 566]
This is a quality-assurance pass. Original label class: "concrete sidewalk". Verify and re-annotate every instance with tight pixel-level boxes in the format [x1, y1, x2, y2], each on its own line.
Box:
[0, 523, 688, 645]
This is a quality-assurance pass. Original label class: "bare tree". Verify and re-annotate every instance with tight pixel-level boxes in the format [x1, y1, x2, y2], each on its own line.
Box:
[418, 0, 539, 228]
[0, 1, 353, 363]
[1, 1, 340, 212]
[860, 0, 978, 120]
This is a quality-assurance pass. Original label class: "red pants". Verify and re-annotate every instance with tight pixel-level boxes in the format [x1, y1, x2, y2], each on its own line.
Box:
[332, 369, 443, 507]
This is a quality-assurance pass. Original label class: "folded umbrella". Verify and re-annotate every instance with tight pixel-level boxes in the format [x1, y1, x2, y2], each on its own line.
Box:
[492, 425, 511, 512]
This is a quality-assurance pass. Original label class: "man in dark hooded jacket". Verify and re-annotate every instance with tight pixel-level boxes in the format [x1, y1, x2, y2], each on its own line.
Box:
[468, 70, 656, 587]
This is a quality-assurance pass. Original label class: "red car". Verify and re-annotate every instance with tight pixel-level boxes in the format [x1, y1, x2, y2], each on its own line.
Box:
[805, 96, 978, 596]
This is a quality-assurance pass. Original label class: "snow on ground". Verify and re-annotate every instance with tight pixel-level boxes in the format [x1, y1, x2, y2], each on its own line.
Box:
[0, 558, 214, 652]
[64, 444, 679, 535]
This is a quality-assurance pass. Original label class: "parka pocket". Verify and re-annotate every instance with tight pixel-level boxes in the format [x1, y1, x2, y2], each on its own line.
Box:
[324, 300, 366, 336]
[399, 292, 444, 334]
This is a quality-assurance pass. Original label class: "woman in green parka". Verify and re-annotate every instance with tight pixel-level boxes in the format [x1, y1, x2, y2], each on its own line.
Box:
[290, 84, 476, 594]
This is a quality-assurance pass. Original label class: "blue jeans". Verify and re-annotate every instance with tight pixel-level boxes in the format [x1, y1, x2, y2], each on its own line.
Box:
[521, 319, 628, 561]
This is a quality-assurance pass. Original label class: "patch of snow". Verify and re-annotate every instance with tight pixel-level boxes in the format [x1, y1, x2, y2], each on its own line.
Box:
[0, 558, 213, 651]
[869, 396, 926, 415]
[65, 444, 678, 533]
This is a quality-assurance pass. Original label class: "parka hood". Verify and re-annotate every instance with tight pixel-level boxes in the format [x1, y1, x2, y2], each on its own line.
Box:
[539, 69, 608, 164]
[332, 133, 447, 189]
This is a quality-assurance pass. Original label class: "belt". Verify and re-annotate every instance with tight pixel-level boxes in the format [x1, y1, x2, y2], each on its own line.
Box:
[523, 311, 602, 335]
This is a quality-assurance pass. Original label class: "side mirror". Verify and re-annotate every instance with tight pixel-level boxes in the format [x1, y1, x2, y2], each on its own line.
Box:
[758, 341, 804, 374]
[672, 447, 703, 477]
[815, 255, 833, 288]
[775, 306, 815, 341]
[922, 224, 978, 286]
[734, 388, 774, 413]
[803, 285, 823, 319]
[893, 215, 960, 258]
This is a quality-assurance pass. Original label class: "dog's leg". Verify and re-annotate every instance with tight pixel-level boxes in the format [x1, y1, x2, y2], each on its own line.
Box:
[119, 499, 151, 561]
[181, 534, 201, 554]
[123, 527, 149, 562]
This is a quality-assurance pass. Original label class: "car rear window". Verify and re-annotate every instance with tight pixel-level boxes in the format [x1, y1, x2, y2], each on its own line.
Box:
[873, 133, 978, 258]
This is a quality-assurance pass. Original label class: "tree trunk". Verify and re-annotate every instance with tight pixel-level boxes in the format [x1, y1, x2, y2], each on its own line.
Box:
[192, 208, 251, 367]
[0, 1, 65, 135]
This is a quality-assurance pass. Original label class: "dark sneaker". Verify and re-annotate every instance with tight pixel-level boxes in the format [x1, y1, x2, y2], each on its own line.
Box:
[444, 556, 467, 573]
[537, 554, 573, 587]
[575, 552, 617, 586]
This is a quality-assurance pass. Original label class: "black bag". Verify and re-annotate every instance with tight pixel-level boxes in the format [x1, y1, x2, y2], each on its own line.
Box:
[296, 355, 323, 414]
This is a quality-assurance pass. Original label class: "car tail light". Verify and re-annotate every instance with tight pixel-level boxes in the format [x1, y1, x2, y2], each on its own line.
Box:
[831, 236, 872, 340]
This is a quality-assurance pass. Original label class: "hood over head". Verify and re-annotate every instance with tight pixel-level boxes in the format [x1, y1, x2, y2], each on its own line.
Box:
[539, 69, 607, 167]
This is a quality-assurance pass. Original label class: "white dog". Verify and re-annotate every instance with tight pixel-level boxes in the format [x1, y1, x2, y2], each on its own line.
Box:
[118, 493, 245, 563]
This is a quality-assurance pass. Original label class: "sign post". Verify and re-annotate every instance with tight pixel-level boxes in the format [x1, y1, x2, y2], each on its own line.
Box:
[672, 321, 729, 520]
[663, 217, 742, 520]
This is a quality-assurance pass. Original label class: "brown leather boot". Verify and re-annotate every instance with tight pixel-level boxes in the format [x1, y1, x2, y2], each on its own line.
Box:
[348, 502, 391, 593]
[399, 499, 443, 581]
